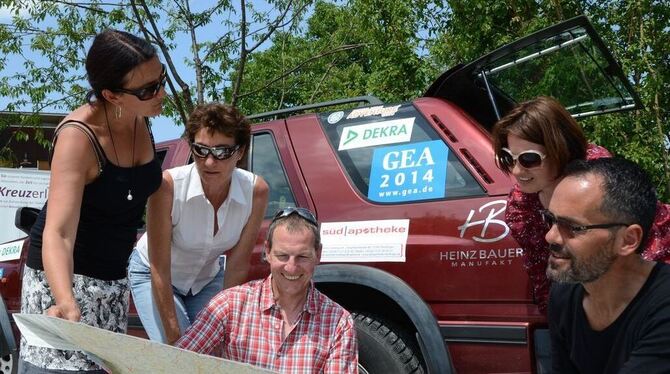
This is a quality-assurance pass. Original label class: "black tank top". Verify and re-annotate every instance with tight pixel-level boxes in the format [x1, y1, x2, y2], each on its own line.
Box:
[27, 119, 162, 280]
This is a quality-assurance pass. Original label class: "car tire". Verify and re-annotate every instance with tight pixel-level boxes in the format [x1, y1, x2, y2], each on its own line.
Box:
[0, 353, 15, 374]
[0, 297, 17, 374]
[353, 312, 424, 374]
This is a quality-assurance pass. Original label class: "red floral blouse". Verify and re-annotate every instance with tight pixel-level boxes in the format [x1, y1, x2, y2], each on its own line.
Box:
[505, 144, 670, 314]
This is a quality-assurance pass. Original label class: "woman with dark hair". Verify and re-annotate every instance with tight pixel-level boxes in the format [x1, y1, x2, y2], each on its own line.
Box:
[19, 29, 164, 373]
[492, 96, 670, 314]
[128, 102, 268, 345]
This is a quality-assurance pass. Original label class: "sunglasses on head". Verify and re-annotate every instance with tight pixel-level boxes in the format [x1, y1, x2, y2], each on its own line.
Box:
[272, 207, 318, 227]
[540, 209, 629, 238]
[191, 142, 240, 160]
[498, 147, 547, 170]
[114, 64, 167, 101]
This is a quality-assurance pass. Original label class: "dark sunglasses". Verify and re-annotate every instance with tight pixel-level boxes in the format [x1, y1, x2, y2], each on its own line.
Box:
[191, 142, 240, 160]
[498, 147, 546, 170]
[272, 207, 318, 227]
[114, 64, 167, 101]
[540, 210, 629, 238]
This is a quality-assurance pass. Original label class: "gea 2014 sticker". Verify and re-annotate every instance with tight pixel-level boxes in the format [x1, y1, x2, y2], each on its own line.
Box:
[368, 140, 448, 203]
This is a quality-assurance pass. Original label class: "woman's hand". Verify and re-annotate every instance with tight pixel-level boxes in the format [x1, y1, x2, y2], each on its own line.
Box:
[46, 300, 81, 322]
[147, 171, 180, 344]
[222, 175, 269, 289]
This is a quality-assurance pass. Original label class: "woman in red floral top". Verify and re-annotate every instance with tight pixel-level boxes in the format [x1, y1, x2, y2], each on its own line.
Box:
[492, 96, 670, 314]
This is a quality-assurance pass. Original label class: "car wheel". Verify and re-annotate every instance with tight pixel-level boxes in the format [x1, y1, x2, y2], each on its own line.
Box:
[0, 297, 17, 374]
[0, 353, 16, 374]
[353, 312, 424, 374]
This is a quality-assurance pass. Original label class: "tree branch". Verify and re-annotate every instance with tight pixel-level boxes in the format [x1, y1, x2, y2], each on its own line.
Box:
[180, 0, 204, 105]
[247, 0, 293, 53]
[237, 43, 367, 100]
[201, 1, 309, 62]
[231, 0, 247, 106]
[130, 0, 191, 124]
[309, 59, 336, 103]
[48, 0, 127, 15]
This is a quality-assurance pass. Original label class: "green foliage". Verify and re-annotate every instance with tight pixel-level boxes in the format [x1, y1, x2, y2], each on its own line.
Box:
[233, 0, 447, 114]
[581, 1, 670, 200]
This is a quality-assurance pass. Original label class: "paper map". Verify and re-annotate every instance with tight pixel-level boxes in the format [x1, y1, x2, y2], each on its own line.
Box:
[14, 313, 276, 373]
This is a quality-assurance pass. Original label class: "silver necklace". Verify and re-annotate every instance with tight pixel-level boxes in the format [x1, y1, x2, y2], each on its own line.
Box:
[104, 105, 137, 201]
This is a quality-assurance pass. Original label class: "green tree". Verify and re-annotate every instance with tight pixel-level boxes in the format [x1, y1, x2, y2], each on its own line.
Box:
[581, 0, 670, 200]
[233, 0, 448, 114]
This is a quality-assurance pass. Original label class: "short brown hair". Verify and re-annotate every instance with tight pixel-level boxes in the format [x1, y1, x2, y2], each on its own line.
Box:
[185, 103, 251, 156]
[492, 96, 587, 175]
[266, 214, 321, 251]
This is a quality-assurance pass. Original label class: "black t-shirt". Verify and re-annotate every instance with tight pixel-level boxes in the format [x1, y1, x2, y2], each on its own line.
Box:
[549, 262, 670, 373]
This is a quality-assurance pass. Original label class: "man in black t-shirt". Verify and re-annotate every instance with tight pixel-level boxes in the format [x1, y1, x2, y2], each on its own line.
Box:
[544, 158, 670, 373]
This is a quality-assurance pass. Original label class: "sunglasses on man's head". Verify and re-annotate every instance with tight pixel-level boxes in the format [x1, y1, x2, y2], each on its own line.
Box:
[540, 209, 629, 238]
[191, 142, 240, 160]
[114, 64, 167, 101]
[272, 207, 318, 227]
[498, 147, 547, 170]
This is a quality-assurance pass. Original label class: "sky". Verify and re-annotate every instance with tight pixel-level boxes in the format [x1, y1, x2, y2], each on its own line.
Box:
[0, 1, 280, 142]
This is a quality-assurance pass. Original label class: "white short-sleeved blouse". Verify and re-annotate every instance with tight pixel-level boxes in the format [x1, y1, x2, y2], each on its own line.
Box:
[136, 163, 255, 295]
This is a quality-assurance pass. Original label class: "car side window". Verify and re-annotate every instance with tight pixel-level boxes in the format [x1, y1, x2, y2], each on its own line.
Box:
[251, 132, 297, 218]
[320, 103, 484, 204]
[156, 148, 168, 169]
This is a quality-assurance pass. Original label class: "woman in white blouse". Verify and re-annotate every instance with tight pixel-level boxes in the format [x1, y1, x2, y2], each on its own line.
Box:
[128, 102, 269, 344]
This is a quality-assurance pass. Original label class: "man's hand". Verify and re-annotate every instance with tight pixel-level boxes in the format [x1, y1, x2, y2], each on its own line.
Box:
[166, 327, 181, 346]
[46, 301, 81, 322]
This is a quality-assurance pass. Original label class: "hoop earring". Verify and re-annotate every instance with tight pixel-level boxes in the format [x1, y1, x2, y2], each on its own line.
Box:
[115, 105, 122, 120]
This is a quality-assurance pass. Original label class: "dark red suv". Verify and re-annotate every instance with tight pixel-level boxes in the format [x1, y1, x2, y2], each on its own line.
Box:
[1, 16, 641, 374]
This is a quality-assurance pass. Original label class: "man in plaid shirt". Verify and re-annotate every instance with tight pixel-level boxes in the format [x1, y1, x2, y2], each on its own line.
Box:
[175, 207, 358, 373]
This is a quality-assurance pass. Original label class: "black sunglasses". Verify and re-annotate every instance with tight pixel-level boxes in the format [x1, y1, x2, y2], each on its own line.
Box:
[540, 210, 629, 238]
[191, 143, 240, 160]
[272, 207, 318, 227]
[114, 64, 167, 101]
[498, 147, 546, 170]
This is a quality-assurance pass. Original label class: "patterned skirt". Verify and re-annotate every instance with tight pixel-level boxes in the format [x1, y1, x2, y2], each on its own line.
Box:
[19, 266, 129, 371]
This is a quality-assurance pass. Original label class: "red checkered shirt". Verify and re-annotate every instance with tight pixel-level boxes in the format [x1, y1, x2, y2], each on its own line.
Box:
[175, 275, 358, 373]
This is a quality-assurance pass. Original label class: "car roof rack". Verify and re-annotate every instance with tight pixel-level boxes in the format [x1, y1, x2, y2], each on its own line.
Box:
[247, 96, 383, 122]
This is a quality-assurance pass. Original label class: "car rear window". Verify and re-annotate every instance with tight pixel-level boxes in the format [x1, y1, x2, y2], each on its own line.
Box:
[319, 103, 483, 204]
